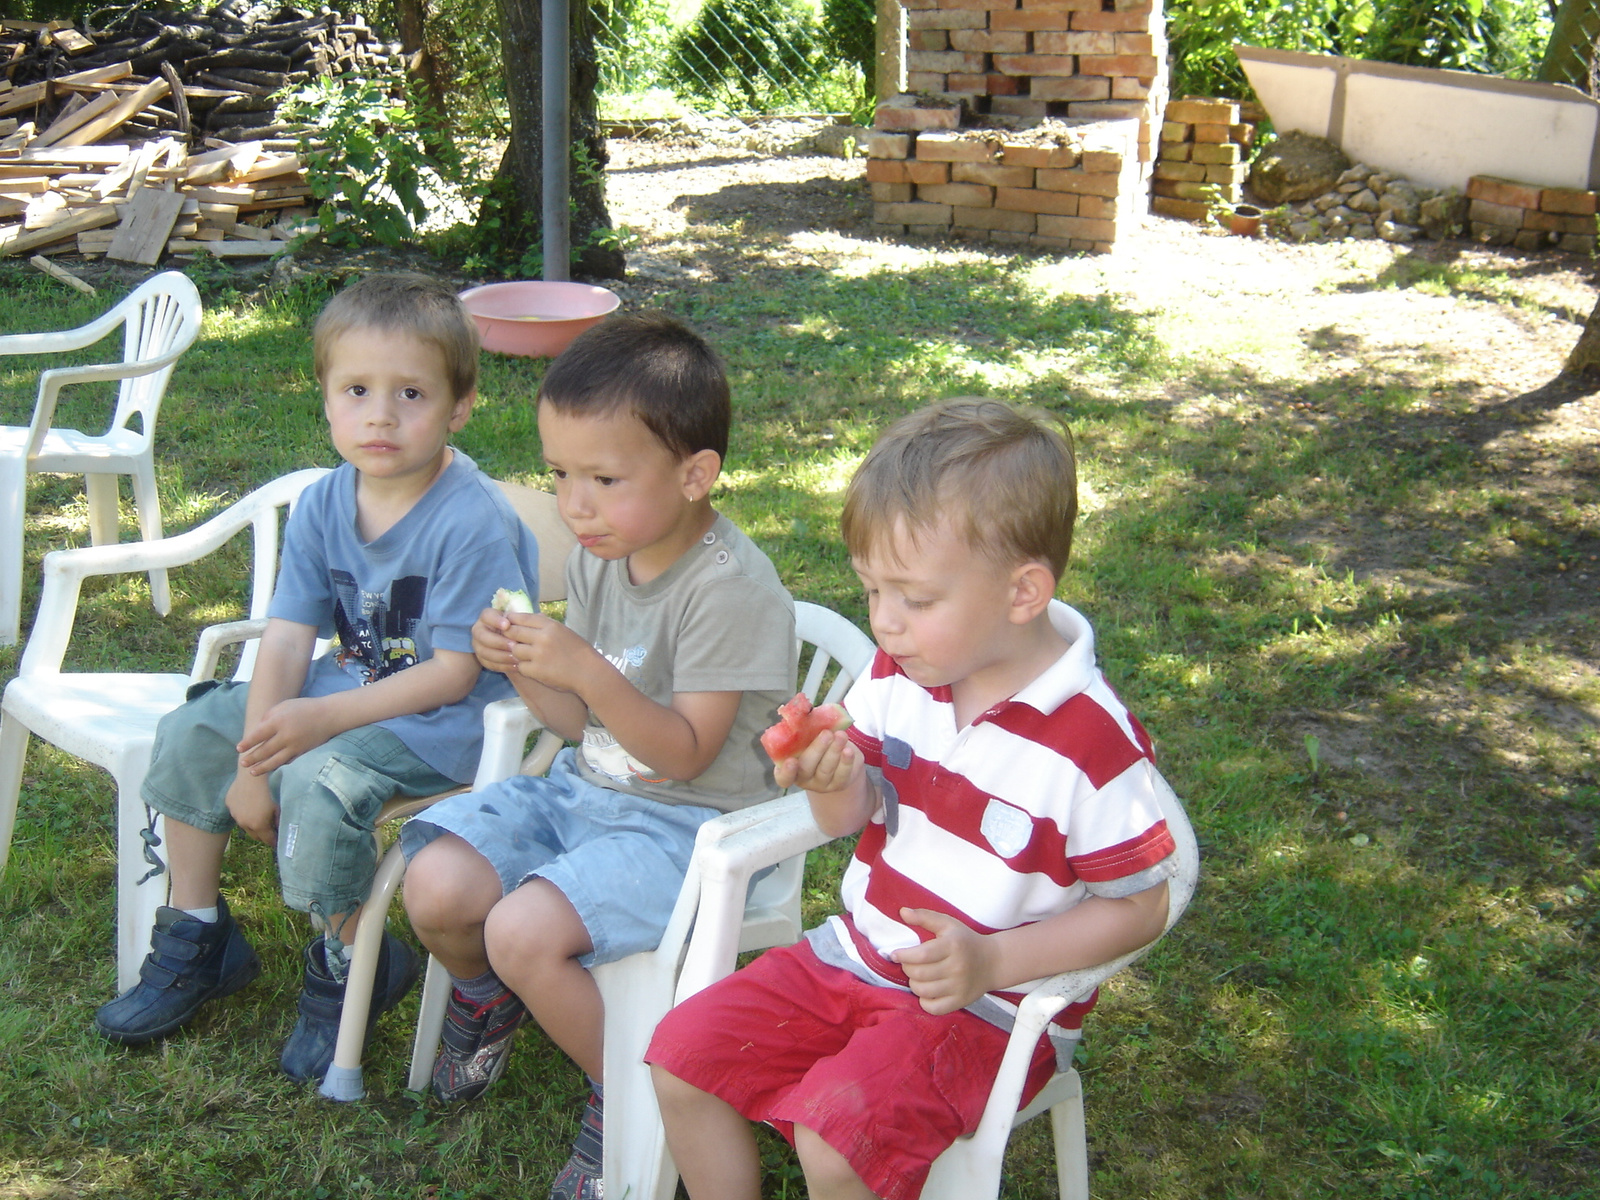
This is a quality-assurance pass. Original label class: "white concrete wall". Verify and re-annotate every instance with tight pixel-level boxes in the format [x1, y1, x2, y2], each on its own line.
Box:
[1236, 46, 1600, 192]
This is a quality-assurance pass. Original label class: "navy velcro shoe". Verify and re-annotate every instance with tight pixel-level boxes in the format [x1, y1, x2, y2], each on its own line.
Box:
[279, 930, 420, 1083]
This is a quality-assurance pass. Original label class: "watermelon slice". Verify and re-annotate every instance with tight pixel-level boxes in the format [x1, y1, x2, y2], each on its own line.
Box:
[759, 692, 853, 762]
[492, 587, 535, 614]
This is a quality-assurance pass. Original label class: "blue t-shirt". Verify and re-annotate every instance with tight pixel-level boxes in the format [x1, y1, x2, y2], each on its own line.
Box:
[269, 450, 541, 782]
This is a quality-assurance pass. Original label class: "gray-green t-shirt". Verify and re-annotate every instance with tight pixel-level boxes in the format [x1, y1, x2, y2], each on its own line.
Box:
[563, 512, 796, 812]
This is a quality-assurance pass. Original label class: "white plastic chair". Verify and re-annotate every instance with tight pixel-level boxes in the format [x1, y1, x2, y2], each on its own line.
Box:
[319, 483, 577, 1102]
[0, 467, 330, 992]
[398, 601, 877, 1200]
[674, 755, 1201, 1200]
[0, 270, 204, 646]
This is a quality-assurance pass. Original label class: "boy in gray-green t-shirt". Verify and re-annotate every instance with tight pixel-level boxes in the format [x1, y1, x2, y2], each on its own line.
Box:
[399, 313, 795, 1200]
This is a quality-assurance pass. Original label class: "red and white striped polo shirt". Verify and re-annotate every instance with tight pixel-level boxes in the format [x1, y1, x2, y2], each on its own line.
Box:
[817, 600, 1178, 1037]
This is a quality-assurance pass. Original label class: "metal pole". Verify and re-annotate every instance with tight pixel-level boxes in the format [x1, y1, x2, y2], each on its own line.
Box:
[541, 0, 570, 281]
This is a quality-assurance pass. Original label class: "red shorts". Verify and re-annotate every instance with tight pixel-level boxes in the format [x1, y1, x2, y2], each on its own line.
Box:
[645, 939, 1056, 1200]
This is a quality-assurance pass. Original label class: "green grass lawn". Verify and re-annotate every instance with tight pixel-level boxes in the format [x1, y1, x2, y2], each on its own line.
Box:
[0, 227, 1596, 1200]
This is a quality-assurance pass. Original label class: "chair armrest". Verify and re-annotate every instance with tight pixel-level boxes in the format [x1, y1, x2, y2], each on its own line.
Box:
[189, 619, 267, 684]
[674, 793, 834, 1001]
[25, 355, 186, 454]
[0, 309, 121, 358]
[17, 469, 330, 678]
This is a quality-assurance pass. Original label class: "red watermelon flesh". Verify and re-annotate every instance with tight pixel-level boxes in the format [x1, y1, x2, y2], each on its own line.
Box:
[759, 692, 853, 762]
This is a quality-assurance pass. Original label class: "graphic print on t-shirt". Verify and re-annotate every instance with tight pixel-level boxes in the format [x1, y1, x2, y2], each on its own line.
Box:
[330, 570, 426, 683]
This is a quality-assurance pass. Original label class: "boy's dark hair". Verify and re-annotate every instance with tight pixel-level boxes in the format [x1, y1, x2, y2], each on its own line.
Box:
[538, 311, 730, 461]
[313, 272, 480, 402]
[842, 398, 1078, 579]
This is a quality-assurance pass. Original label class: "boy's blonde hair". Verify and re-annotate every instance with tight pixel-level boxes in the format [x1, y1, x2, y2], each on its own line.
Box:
[841, 398, 1078, 578]
[313, 272, 480, 402]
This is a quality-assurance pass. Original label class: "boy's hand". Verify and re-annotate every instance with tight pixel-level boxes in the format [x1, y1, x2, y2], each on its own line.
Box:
[892, 908, 1001, 1015]
[502, 611, 599, 692]
[225, 769, 279, 846]
[472, 606, 522, 674]
[774, 727, 861, 794]
[236, 696, 331, 776]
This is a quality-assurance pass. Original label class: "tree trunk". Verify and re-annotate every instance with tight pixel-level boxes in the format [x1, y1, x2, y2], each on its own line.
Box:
[396, 0, 448, 120]
[1565, 291, 1600, 374]
[487, 0, 624, 279]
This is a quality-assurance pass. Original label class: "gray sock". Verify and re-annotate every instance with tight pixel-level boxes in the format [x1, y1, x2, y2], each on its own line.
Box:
[455, 969, 508, 1005]
[181, 906, 219, 923]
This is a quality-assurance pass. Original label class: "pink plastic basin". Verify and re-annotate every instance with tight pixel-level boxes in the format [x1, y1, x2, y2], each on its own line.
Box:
[459, 281, 621, 357]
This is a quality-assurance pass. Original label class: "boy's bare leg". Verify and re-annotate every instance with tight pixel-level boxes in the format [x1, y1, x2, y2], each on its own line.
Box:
[483, 877, 602, 1080]
[652, 1065, 763, 1200]
[403, 832, 506, 978]
[794, 1126, 879, 1200]
[163, 819, 228, 910]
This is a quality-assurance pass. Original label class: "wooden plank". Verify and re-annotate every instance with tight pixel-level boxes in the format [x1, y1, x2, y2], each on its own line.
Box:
[90, 154, 140, 199]
[166, 237, 286, 257]
[186, 184, 256, 205]
[32, 86, 118, 148]
[0, 198, 23, 219]
[0, 175, 49, 193]
[29, 254, 96, 294]
[107, 185, 185, 265]
[54, 61, 133, 89]
[3, 203, 118, 255]
[229, 221, 272, 241]
[57, 76, 169, 148]
[232, 153, 301, 184]
[14, 145, 128, 166]
[50, 28, 95, 55]
[126, 138, 170, 193]
[0, 82, 48, 119]
[0, 121, 34, 154]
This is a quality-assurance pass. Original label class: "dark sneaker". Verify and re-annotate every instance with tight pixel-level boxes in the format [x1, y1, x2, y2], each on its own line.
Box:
[549, 1089, 604, 1200]
[278, 930, 420, 1083]
[431, 986, 528, 1103]
[94, 896, 260, 1045]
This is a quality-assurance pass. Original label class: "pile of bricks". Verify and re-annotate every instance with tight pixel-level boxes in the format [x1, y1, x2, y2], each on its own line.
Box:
[867, 0, 1168, 252]
[1150, 97, 1255, 221]
[1467, 176, 1597, 254]
[868, 102, 1140, 251]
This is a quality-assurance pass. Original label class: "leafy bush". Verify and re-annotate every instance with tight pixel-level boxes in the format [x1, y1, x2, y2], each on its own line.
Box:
[822, 0, 878, 101]
[666, 0, 826, 109]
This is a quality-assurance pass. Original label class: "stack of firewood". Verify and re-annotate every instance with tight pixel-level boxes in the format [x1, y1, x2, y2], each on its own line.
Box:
[2, 1, 406, 143]
[0, 2, 410, 268]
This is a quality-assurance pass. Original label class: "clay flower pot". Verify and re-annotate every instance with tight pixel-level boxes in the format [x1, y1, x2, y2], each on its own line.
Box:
[1227, 204, 1264, 237]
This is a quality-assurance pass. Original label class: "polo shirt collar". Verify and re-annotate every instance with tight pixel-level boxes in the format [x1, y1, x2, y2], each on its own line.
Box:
[1004, 600, 1097, 716]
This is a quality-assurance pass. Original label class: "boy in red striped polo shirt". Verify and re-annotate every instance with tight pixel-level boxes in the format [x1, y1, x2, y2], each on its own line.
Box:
[648, 398, 1183, 1200]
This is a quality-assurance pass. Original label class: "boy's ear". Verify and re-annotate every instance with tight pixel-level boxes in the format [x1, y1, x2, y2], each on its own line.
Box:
[680, 448, 722, 502]
[448, 389, 477, 432]
[1008, 560, 1057, 624]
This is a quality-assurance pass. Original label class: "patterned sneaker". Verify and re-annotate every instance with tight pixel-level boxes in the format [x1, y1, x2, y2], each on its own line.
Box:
[431, 987, 528, 1103]
[549, 1089, 604, 1200]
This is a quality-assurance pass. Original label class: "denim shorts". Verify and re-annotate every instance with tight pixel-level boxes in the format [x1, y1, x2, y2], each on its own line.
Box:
[399, 748, 718, 967]
[142, 681, 457, 914]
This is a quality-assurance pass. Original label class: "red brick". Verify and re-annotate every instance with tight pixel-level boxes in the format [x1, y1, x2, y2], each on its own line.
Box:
[1077, 54, 1159, 78]
[996, 186, 1080, 215]
[1523, 209, 1597, 234]
[1152, 178, 1210, 200]
[867, 132, 910, 160]
[866, 159, 913, 184]
[1541, 186, 1599, 216]
[905, 160, 952, 184]
[941, 0, 1023, 8]
[991, 9, 1073, 29]
[1189, 142, 1240, 164]
[954, 161, 1037, 187]
[908, 50, 986, 73]
[908, 30, 948, 51]
[1205, 163, 1246, 186]
[906, 8, 989, 28]
[1077, 194, 1119, 219]
[1112, 77, 1151, 99]
[905, 73, 947, 92]
[1154, 160, 1205, 182]
[1114, 32, 1154, 52]
[989, 97, 1051, 117]
[1165, 98, 1237, 123]
[1037, 213, 1116, 240]
[874, 201, 952, 225]
[999, 143, 1078, 168]
[870, 182, 914, 202]
[1020, 0, 1100, 9]
[950, 29, 1029, 52]
[915, 131, 1000, 163]
[874, 101, 960, 131]
[952, 205, 1037, 232]
[1468, 197, 1528, 227]
[1080, 148, 1123, 172]
[918, 182, 994, 207]
[1030, 75, 1109, 100]
[993, 53, 1078, 75]
[1068, 10, 1154, 29]
[1158, 141, 1192, 161]
[1065, 100, 1145, 118]
[1467, 175, 1542, 209]
[1191, 122, 1231, 143]
[1151, 195, 1209, 221]
[1034, 30, 1115, 53]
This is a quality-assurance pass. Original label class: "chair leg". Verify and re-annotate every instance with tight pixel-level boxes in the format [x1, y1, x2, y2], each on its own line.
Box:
[85, 472, 120, 547]
[0, 710, 30, 876]
[112, 754, 166, 993]
[408, 953, 452, 1093]
[320, 840, 409, 1101]
[1052, 1069, 1090, 1200]
[0, 455, 27, 648]
[595, 952, 682, 1200]
[127, 461, 170, 615]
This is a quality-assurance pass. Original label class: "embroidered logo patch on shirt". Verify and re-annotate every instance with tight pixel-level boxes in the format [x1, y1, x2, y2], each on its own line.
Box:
[979, 797, 1032, 859]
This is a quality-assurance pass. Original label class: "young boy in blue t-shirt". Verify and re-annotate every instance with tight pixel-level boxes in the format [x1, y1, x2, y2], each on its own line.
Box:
[93, 273, 540, 1086]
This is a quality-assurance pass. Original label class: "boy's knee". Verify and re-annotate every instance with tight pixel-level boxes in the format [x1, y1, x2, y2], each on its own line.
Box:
[795, 1125, 868, 1197]
[403, 836, 499, 927]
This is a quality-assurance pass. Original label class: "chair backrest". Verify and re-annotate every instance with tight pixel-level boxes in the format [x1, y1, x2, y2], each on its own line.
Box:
[495, 481, 575, 605]
[108, 271, 203, 442]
